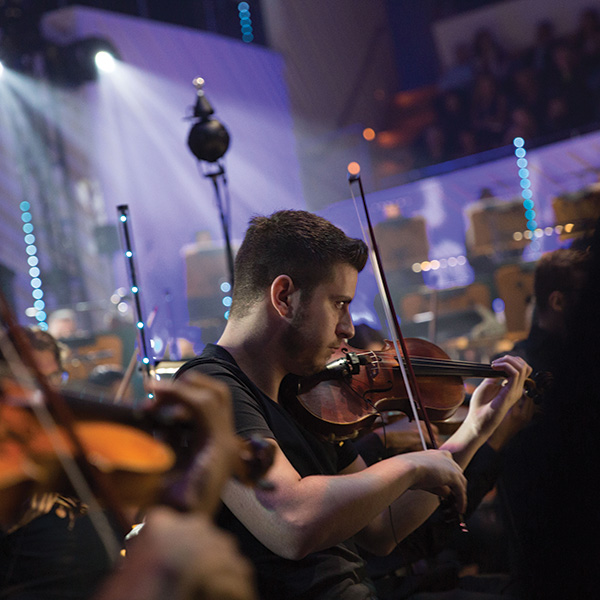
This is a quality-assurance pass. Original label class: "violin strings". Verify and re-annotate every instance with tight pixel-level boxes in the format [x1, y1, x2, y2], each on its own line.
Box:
[361, 355, 502, 377]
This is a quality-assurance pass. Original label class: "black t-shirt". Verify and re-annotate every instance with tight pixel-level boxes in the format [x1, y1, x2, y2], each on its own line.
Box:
[176, 344, 377, 600]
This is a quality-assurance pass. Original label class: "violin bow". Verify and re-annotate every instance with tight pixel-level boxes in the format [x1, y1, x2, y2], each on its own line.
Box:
[348, 172, 438, 448]
[348, 169, 468, 532]
[0, 288, 130, 554]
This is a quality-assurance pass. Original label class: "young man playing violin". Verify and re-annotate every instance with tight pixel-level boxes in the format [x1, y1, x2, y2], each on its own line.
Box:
[177, 209, 532, 600]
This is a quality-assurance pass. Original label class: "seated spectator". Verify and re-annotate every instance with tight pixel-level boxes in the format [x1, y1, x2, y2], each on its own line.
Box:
[507, 66, 544, 121]
[439, 43, 476, 93]
[523, 20, 558, 76]
[573, 7, 600, 75]
[545, 41, 594, 128]
[542, 94, 572, 136]
[472, 28, 510, 81]
[470, 73, 508, 151]
[503, 106, 539, 145]
[437, 90, 472, 158]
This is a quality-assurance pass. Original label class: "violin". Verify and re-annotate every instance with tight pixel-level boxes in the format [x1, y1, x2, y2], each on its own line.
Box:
[282, 337, 551, 442]
[0, 373, 275, 529]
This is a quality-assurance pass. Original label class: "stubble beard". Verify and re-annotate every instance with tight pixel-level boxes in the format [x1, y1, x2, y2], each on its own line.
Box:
[286, 301, 327, 376]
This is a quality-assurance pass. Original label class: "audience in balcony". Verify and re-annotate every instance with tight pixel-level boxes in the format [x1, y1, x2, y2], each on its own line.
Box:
[414, 8, 600, 169]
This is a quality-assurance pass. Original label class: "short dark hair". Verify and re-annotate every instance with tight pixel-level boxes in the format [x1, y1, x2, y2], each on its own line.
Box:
[534, 248, 592, 313]
[231, 210, 368, 318]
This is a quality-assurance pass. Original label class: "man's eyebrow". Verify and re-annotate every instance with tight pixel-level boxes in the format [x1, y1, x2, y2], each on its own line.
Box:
[332, 295, 353, 303]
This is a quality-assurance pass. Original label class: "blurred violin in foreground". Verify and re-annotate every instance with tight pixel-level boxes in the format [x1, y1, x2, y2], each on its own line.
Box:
[0, 376, 275, 529]
[283, 338, 552, 442]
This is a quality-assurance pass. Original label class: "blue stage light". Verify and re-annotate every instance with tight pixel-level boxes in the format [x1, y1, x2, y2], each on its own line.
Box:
[514, 138, 539, 234]
[238, 2, 254, 43]
[492, 298, 505, 313]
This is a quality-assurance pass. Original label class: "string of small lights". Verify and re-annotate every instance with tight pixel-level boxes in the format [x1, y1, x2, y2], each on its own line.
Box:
[513, 137, 537, 232]
[411, 255, 467, 273]
[116, 205, 152, 385]
[238, 2, 254, 43]
[221, 280, 232, 320]
[20, 200, 48, 329]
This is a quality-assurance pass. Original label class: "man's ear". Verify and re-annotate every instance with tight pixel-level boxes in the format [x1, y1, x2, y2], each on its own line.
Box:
[547, 290, 565, 313]
[271, 275, 299, 318]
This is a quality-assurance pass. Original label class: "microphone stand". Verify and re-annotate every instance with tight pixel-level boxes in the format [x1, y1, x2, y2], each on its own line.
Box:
[201, 160, 235, 287]
[187, 77, 234, 287]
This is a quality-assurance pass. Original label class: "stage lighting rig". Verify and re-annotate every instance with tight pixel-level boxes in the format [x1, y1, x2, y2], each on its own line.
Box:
[45, 36, 120, 86]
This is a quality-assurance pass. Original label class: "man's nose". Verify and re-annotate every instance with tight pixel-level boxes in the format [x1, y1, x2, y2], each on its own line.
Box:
[337, 310, 354, 340]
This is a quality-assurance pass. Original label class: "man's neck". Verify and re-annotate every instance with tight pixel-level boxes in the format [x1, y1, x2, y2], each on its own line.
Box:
[218, 317, 287, 401]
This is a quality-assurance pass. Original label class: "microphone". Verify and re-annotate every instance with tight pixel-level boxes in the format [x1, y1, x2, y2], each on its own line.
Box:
[187, 77, 230, 163]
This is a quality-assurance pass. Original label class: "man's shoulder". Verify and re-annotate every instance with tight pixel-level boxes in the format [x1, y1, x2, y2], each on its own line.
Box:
[174, 344, 238, 380]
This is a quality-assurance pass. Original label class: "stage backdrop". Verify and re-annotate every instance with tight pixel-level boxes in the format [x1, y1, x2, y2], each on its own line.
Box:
[2, 5, 599, 359]
[0, 6, 304, 352]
